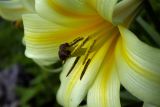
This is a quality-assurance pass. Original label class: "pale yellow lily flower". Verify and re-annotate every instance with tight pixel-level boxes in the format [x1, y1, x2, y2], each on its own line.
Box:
[0, 0, 34, 20]
[22, 0, 160, 107]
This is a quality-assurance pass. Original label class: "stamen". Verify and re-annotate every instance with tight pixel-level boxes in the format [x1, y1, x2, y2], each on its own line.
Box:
[58, 43, 71, 60]
[71, 36, 89, 55]
[66, 57, 80, 77]
[59, 34, 97, 69]
[82, 40, 96, 65]
[69, 37, 84, 46]
[82, 36, 89, 46]
[80, 59, 91, 80]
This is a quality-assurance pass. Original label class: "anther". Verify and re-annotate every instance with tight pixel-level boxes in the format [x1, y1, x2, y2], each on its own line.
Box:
[71, 36, 89, 55]
[69, 37, 84, 46]
[80, 59, 91, 80]
[66, 57, 80, 77]
[58, 43, 71, 61]
[82, 40, 96, 65]
[82, 37, 89, 46]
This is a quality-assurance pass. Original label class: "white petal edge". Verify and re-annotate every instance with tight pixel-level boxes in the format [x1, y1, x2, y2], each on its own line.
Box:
[0, 0, 34, 20]
[116, 26, 160, 105]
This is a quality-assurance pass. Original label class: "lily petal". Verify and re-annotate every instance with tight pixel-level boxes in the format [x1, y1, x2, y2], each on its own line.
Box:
[87, 44, 121, 107]
[116, 26, 160, 105]
[57, 34, 117, 107]
[23, 13, 86, 65]
[113, 0, 144, 25]
[87, 0, 117, 23]
[20, 0, 35, 12]
[87, 0, 143, 25]
[35, 0, 100, 26]
[0, 0, 34, 20]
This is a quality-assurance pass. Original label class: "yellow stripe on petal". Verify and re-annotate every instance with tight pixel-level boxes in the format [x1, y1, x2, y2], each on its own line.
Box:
[48, 0, 96, 16]
[87, 39, 121, 107]
[119, 26, 160, 83]
[57, 34, 118, 107]
[23, 14, 66, 65]
[116, 26, 160, 105]
[35, 0, 101, 27]
[87, 0, 118, 23]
